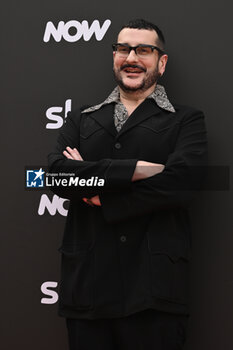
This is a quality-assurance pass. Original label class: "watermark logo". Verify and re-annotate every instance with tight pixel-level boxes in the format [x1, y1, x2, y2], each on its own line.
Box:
[26, 168, 105, 190]
[26, 168, 45, 188]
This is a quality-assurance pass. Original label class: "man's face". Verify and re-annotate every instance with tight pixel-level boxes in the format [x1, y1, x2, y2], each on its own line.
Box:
[113, 28, 167, 93]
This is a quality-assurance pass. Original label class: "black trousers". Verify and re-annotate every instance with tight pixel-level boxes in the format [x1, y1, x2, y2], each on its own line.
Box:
[66, 309, 189, 350]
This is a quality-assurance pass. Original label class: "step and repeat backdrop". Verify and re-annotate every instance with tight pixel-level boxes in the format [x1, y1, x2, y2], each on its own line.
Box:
[2, 0, 232, 349]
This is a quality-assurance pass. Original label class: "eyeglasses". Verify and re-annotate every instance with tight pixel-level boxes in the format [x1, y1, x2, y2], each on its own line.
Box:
[112, 43, 165, 58]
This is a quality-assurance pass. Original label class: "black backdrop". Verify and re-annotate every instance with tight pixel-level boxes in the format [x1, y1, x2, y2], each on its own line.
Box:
[2, 0, 233, 349]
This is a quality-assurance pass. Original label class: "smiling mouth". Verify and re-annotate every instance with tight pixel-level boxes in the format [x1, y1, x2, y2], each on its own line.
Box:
[121, 65, 146, 74]
[124, 68, 144, 74]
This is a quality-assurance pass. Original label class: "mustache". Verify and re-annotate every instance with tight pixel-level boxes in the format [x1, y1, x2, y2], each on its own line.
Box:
[120, 64, 146, 72]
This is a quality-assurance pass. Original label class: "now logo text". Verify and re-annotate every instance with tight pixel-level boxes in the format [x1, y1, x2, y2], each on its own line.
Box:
[43, 19, 111, 43]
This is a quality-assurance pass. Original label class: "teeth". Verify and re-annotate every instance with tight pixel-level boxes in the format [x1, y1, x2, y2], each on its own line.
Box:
[125, 69, 141, 73]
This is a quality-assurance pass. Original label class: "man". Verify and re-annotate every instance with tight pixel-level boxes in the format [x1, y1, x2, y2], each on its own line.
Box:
[48, 19, 207, 350]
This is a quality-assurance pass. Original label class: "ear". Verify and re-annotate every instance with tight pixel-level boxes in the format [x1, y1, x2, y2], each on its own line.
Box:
[113, 51, 116, 62]
[158, 54, 168, 77]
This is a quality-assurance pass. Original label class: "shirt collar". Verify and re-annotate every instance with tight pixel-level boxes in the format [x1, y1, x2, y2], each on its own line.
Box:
[81, 84, 175, 114]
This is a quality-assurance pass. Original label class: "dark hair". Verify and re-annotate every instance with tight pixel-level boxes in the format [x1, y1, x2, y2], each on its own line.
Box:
[120, 18, 165, 51]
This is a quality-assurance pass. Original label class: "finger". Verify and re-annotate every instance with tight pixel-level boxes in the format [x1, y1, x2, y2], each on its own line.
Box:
[66, 146, 80, 160]
[82, 198, 94, 206]
[74, 148, 83, 161]
[86, 198, 94, 206]
[63, 150, 74, 160]
[92, 197, 101, 206]
[67, 146, 83, 161]
[87, 196, 101, 206]
[66, 147, 83, 161]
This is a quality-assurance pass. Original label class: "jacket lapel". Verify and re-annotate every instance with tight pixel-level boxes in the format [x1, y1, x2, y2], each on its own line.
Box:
[117, 99, 161, 138]
[89, 104, 117, 137]
[88, 99, 162, 138]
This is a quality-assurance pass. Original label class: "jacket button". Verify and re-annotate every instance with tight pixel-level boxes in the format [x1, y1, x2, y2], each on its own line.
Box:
[115, 142, 121, 149]
[120, 235, 126, 242]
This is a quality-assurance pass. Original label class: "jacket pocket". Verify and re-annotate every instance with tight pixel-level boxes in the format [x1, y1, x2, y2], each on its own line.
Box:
[139, 120, 180, 134]
[147, 236, 190, 305]
[58, 244, 94, 309]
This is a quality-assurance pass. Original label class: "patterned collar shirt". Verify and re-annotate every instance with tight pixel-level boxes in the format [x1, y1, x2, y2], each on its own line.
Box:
[82, 84, 176, 132]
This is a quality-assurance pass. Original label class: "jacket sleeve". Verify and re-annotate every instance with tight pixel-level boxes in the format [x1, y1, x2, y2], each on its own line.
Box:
[100, 109, 208, 223]
[47, 109, 137, 200]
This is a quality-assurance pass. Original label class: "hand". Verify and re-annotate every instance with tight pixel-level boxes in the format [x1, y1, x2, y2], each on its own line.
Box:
[132, 161, 165, 181]
[63, 147, 101, 206]
[63, 146, 83, 160]
[83, 195, 101, 206]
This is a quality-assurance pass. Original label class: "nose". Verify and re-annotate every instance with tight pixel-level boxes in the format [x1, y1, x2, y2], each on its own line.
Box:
[125, 49, 139, 62]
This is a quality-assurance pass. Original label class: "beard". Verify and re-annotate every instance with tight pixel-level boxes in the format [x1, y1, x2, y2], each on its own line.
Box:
[113, 63, 161, 93]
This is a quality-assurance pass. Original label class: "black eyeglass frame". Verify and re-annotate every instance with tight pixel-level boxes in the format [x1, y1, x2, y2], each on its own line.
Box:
[112, 43, 165, 56]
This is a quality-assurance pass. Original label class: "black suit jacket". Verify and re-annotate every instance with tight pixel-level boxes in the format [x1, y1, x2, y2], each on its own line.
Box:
[48, 98, 208, 319]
